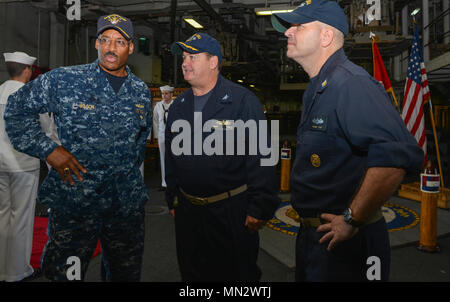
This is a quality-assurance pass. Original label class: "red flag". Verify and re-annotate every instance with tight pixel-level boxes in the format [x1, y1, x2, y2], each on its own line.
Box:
[401, 24, 429, 159]
[372, 39, 393, 93]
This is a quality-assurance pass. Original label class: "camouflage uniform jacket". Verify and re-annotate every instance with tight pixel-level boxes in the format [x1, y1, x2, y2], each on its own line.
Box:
[4, 60, 152, 214]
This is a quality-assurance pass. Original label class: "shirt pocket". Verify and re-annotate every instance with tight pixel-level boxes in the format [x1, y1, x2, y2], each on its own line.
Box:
[297, 132, 336, 171]
[70, 102, 100, 123]
[133, 109, 149, 142]
[68, 104, 101, 144]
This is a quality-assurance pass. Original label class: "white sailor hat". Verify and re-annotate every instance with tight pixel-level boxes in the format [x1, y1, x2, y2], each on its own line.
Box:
[3, 51, 36, 65]
[160, 85, 174, 92]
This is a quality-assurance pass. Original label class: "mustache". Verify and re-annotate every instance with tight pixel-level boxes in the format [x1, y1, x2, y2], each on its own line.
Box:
[104, 52, 118, 58]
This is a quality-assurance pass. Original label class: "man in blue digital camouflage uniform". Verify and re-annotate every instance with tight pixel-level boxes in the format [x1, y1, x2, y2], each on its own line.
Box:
[4, 14, 152, 281]
[166, 33, 280, 281]
[272, 0, 424, 281]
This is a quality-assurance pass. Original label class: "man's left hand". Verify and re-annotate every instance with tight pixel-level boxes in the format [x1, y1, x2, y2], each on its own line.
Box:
[316, 213, 358, 251]
[245, 216, 267, 232]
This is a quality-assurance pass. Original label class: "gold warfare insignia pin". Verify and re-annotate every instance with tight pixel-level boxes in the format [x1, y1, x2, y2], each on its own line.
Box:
[310, 154, 321, 167]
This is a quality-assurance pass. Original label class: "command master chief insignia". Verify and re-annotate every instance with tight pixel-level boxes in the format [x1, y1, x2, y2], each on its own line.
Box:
[310, 153, 321, 167]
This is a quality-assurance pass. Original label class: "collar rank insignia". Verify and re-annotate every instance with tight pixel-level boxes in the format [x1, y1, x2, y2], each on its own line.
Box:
[220, 94, 231, 104]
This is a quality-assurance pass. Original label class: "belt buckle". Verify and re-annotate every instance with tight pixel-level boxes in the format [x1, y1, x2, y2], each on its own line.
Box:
[190, 196, 209, 206]
[300, 218, 311, 228]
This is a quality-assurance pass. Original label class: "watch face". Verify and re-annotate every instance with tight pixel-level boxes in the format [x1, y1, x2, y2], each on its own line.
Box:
[343, 208, 351, 221]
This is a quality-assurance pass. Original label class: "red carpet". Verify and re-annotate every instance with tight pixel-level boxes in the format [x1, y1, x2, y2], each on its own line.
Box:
[31, 216, 102, 269]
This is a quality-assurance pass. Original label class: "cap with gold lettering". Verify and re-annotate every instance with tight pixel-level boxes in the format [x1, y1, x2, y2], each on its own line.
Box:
[97, 14, 134, 41]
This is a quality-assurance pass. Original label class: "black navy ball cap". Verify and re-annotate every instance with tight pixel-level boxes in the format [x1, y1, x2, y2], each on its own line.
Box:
[97, 14, 134, 40]
[271, 0, 349, 36]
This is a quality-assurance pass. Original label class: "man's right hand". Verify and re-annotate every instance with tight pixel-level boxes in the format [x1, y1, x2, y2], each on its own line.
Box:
[46, 146, 87, 186]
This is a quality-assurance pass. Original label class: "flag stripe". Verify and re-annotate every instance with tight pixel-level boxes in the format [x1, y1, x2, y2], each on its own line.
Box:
[402, 79, 413, 109]
[403, 82, 421, 127]
[410, 91, 425, 136]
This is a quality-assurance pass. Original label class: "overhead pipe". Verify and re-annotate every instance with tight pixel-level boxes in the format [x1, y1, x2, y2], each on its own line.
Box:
[192, 0, 229, 31]
[445, 0, 449, 44]
[402, 4, 408, 36]
[171, 0, 178, 85]
[86, 26, 89, 63]
[423, 0, 430, 61]
[37, 9, 41, 67]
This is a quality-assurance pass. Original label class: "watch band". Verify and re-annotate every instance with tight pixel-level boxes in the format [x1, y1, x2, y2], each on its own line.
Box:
[343, 208, 364, 227]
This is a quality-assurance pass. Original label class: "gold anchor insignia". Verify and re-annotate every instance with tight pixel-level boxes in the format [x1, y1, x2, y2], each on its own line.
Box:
[104, 14, 127, 25]
[310, 154, 321, 167]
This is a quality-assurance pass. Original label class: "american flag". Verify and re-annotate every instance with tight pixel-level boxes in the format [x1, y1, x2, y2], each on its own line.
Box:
[401, 24, 430, 158]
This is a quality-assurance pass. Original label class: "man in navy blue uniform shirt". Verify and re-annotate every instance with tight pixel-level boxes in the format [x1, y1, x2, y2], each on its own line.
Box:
[166, 33, 280, 281]
[272, 0, 423, 281]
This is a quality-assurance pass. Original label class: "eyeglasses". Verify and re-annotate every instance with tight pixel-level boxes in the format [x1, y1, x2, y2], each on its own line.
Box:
[182, 53, 205, 62]
[98, 37, 129, 48]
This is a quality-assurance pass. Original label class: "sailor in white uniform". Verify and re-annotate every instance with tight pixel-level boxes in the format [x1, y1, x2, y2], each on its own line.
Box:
[153, 85, 174, 190]
[0, 51, 39, 282]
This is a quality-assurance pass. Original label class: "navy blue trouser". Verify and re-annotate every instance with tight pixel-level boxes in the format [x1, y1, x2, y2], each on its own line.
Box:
[295, 218, 390, 282]
[174, 193, 261, 282]
[41, 193, 145, 282]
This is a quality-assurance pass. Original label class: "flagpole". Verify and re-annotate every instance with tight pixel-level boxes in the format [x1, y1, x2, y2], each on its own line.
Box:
[411, 18, 445, 188]
[388, 88, 400, 110]
[390, 90, 399, 109]
[427, 101, 445, 188]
